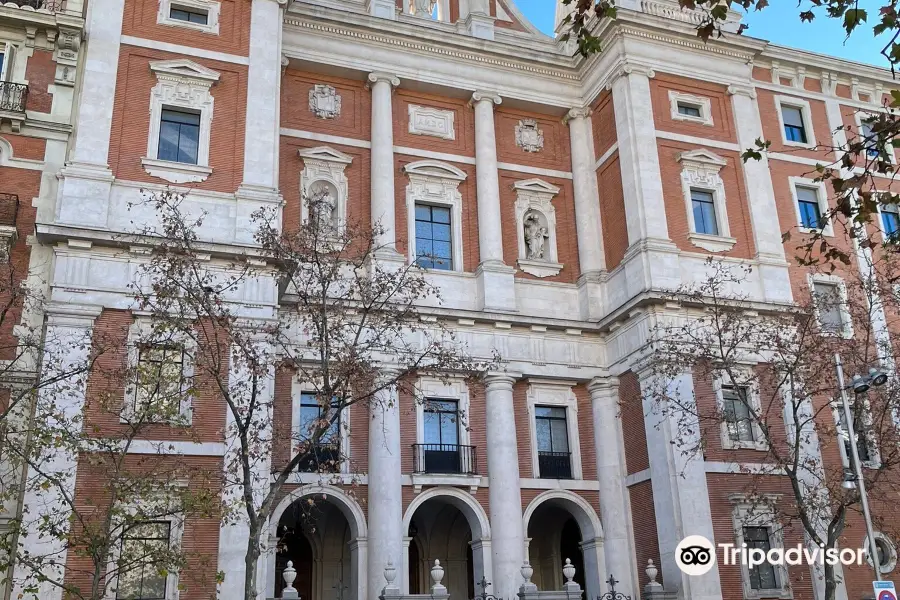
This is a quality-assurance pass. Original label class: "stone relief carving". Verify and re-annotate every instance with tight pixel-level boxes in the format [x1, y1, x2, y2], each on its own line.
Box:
[298, 146, 354, 232]
[515, 119, 544, 153]
[514, 179, 562, 277]
[308, 182, 338, 231]
[308, 84, 342, 119]
[408, 104, 456, 140]
[412, 0, 436, 17]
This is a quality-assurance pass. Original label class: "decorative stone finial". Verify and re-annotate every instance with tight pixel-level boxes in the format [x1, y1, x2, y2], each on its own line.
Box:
[431, 559, 445, 586]
[521, 560, 534, 584]
[562, 558, 575, 583]
[384, 559, 397, 585]
[283, 561, 297, 590]
[646, 559, 659, 585]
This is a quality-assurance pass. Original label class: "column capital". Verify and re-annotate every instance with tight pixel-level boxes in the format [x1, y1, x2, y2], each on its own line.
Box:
[469, 90, 502, 107]
[727, 84, 757, 99]
[45, 302, 102, 328]
[367, 71, 400, 89]
[588, 376, 619, 398]
[605, 61, 655, 90]
[483, 371, 519, 389]
[563, 107, 592, 125]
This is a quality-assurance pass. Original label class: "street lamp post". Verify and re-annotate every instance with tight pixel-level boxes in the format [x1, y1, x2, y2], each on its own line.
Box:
[834, 353, 886, 583]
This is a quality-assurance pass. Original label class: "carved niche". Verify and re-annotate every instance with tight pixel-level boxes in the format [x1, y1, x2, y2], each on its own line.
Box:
[513, 179, 563, 278]
[297, 146, 353, 231]
[308, 84, 342, 120]
[515, 119, 544, 153]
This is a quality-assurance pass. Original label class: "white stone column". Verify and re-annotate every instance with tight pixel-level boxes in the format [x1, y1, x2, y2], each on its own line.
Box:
[368, 72, 402, 257]
[234, 0, 284, 241]
[367, 369, 404, 600]
[483, 372, 524, 599]
[564, 108, 606, 320]
[217, 343, 275, 600]
[588, 378, 637, 597]
[728, 84, 792, 304]
[470, 91, 516, 312]
[637, 367, 721, 600]
[11, 304, 100, 600]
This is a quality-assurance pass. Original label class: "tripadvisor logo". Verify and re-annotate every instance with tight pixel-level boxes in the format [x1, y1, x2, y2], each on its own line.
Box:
[675, 534, 868, 577]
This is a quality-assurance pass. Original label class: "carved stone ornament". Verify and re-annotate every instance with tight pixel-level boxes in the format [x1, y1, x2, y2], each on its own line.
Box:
[308, 84, 341, 119]
[408, 104, 456, 140]
[412, 0, 436, 17]
[514, 178, 563, 277]
[515, 119, 544, 153]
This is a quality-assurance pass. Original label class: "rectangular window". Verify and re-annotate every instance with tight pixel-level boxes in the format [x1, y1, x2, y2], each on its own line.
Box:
[116, 521, 171, 600]
[158, 108, 200, 165]
[421, 399, 462, 473]
[781, 105, 808, 143]
[535, 406, 571, 479]
[840, 407, 872, 464]
[135, 344, 184, 416]
[743, 527, 778, 590]
[169, 5, 209, 24]
[414, 204, 452, 270]
[677, 102, 702, 118]
[297, 392, 340, 472]
[812, 281, 844, 334]
[883, 204, 900, 239]
[691, 189, 719, 235]
[796, 185, 823, 229]
[0, 51, 5, 81]
[722, 385, 756, 443]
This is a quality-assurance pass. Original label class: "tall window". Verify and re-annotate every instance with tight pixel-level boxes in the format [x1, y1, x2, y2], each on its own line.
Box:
[691, 189, 719, 235]
[859, 118, 887, 159]
[781, 105, 808, 143]
[796, 185, 823, 229]
[116, 521, 171, 600]
[0, 49, 6, 81]
[421, 399, 462, 473]
[135, 344, 184, 416]
[883, 204, 900, 239]
[414, 204, 452, 270]
[169, 5, 208, 23]
[812, 281, 844, 334]
[722, 385, 755, 443]
[535, 406, 571, 479]
[158, 108, 200, 165]
[298, 392, 339, 443]
[743, 527, 778, 590]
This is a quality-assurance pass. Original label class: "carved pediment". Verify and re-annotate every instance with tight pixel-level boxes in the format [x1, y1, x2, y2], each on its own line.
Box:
[403, 160, 467, 182]
[149, 59, 221, 83]
[298, 146, 354, 165]
[513, 178, 560, 195]
[677, 149, 727, 167]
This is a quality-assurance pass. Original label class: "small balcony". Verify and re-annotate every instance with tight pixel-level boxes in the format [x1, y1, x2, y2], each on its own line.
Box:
[412, 443, 477, 475]
[538, 451, 572, 479]
[4, 0, 63, 12]
[0, 83, 27, 133]
[296, 443, 341, 473]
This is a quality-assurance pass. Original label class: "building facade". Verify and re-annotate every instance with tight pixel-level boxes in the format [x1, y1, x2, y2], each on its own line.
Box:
[2, 0, 900, 599]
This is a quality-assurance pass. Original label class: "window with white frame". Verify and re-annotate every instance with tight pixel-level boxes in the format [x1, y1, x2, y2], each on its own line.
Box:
[810, 277, 851, 337]
[116, 521, 173, 600]
[125, 321, 194, 425]
[142, 59, 219, 184]
[403, 160, 467, 272]
[678, 149, 735, 252]
[715, 375, 766, 450]
[881, 201, 900, 240]
[776, 98, 815, 147]
[413, 377, 473, 478]
[157, 0, 220, 34]
[0, 42, 12, 82]
[668, 90, 713, 126]
[790, 178, 831, 235]
[730, 495, 791, 600]
[857, 114, 895, 163]
[295, 391, 342, 473]
[525, 381, 582, 480]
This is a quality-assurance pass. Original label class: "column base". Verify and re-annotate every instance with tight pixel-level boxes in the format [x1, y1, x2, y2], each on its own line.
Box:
[577, 270, 606, 321]
[475, 261, 516, 313]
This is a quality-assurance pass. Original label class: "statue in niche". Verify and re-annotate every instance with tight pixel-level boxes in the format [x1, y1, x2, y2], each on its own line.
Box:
[524, 212, 548, 260]
[308, 184, 336, 231]
[413, 0, 436, 17]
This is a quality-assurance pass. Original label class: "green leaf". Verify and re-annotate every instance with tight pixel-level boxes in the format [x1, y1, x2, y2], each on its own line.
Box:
[843, 8, 867, 33]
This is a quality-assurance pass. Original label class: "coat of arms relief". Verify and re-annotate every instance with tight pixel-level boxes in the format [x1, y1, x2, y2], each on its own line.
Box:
[309, 84, 342, 119]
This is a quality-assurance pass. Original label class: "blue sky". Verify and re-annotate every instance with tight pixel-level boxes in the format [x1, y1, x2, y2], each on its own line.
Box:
[513, 0, 892, 68]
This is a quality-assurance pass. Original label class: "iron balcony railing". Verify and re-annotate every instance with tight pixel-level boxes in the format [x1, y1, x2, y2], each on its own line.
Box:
[0, 83, 28, 113]
[538, 451, 572, 479]
[296, 442, 340, 473]
[412, 443, 477, 475]
[0, 194, 19, 228]
[6, 0, 64, 11]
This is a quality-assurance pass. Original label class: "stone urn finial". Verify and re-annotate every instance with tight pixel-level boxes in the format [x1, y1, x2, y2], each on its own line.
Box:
[646, 559, 659, 585]
[521, 560, 534, 584]
[385, 559, 397, 585]
[431, 559, 445, 586]
[283, 561, 297, 590]
[562, 558, 576, 583]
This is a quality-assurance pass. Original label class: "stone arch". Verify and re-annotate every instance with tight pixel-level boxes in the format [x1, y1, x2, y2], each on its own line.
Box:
[402, 486, 490, 540]
[0, 137, 13, 166]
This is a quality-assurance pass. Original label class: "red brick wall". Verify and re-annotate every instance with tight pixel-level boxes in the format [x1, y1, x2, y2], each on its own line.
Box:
[628, 481, 661, 586]
[591, 90, 617, 156]
[619, 371, 649, 475]
[281, 70, 370, 140]
[495, 106, 571, 173]
[394, 90, 474, 157]
[1, 133, 46, 160]
[650, 72, 737, 144]
[757, 89, 834, 162]
[513, 381, 533, 478]
[122, 0, 250, 55]
[597, 155, 628, 270]
[23, 49, 55, 113]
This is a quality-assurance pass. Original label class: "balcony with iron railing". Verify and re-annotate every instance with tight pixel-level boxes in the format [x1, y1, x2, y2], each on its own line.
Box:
[538, 451, 572, 479]
[412, 443, 477, 475]
[0, 82, 27, 122]
[2, 0, 64, 12]
[296, 443, 341, 473]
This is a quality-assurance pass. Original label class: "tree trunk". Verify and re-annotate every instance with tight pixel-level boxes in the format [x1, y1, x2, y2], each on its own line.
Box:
[824, 562, 836, 600]
[245, 523, 262, 600]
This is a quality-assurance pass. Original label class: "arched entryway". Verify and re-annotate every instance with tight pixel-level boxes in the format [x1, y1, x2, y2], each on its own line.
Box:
[402, 487, 492, 600]
[523, 491, 606, 600]
[266, 486, 368, 600]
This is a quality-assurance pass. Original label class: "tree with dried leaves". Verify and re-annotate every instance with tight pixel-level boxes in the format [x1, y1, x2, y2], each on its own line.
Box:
[129, 188, 492, 600]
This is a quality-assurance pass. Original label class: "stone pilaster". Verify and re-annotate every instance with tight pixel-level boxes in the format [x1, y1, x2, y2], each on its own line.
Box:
[368, 72, 403, 258]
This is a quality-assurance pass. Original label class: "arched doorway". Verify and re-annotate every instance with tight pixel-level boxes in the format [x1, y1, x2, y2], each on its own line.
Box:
[267, 486, 368, 600]
[402, 488, 492, 599]
[523, 491, 606, 600]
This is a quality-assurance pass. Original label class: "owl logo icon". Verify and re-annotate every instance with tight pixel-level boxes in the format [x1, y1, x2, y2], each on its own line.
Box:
[676, 535, 716, 576]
